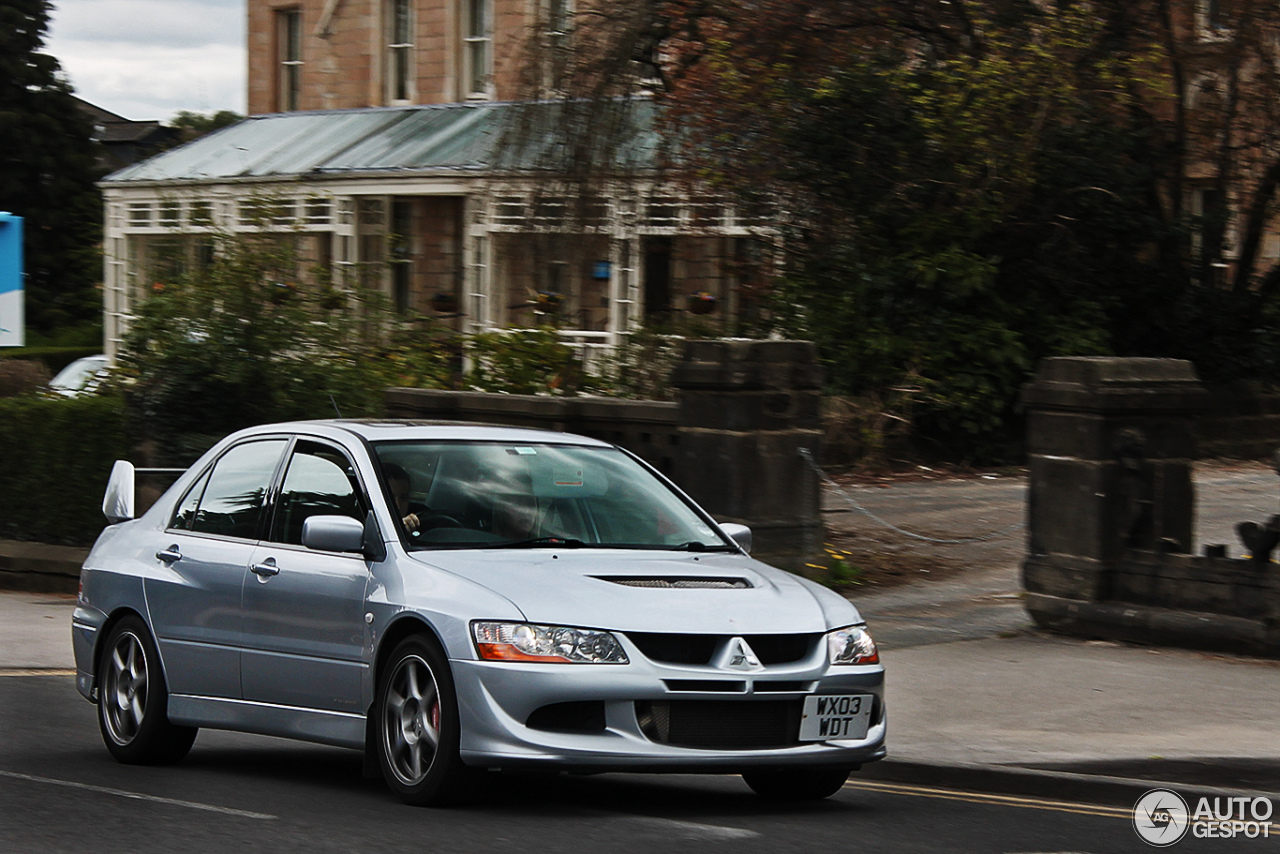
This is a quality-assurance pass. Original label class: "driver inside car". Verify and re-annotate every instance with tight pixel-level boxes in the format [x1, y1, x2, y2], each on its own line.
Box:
[384, 463, 463, 537]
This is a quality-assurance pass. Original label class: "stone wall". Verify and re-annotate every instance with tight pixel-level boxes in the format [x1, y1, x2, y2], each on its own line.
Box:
[1022, 356, 1280, 656]
[1196, 387, 1280, 459]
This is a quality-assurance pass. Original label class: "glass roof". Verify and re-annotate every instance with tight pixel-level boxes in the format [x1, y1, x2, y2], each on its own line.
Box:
[102, 100, 661, 184]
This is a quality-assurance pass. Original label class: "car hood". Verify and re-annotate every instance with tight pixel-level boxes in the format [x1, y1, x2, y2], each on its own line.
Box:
[405, 549, 858, 634]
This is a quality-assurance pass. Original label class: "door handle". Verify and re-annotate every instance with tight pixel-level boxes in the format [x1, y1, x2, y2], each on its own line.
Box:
[250, 557, 280, 578]
[155, 545, 182, 563]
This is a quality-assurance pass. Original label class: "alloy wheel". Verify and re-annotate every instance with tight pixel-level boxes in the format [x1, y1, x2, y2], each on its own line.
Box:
[382, 654, 441, 786]
[103, 631, 148, 745]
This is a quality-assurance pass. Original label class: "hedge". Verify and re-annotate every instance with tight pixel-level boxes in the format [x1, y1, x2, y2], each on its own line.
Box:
[0, 395, 130, 546]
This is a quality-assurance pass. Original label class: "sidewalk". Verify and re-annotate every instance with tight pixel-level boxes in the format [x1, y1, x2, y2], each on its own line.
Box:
[825, 459, 1280, 800]
[4, 460, 1278, 802]
[0, 589, 76, 671]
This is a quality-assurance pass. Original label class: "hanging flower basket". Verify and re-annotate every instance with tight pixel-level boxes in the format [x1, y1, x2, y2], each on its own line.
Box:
[534, 291, 564, 313]
[687, 291, 717, 315]
[431, 291, 460, 314]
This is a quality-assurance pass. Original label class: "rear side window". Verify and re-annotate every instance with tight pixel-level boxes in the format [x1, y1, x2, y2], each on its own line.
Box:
[169, 440, 287, 539]
[169, 468, 212, 531]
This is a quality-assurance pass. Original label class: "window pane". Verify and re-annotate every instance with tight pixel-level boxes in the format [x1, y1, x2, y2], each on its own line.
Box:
[189, 440, 288, 538]
[169, 468, 213, 531]
[469, 40, 487, 93]
[373, 442, 726, 550]
[271, 443, 366, 545]
[393, 47, 410, 100]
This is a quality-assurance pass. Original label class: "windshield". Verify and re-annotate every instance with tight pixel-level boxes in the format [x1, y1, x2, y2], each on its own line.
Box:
[373, 441, 732, 551]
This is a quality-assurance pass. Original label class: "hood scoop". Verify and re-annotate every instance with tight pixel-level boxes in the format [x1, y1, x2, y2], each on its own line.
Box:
[594, 576, 753, 589]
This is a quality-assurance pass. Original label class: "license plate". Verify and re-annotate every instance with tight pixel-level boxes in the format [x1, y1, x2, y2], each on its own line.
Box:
[799, 694, 872, 741]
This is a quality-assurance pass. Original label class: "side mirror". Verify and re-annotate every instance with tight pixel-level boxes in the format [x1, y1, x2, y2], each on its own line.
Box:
[363, 510, 387, 563]
[302, 515, 366, 553]
[103, 460, 136, 523]
[719, 522, 753, 554]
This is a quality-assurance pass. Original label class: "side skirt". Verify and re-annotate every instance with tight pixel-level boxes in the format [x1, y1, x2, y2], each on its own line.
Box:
[168, 694, 366, 750]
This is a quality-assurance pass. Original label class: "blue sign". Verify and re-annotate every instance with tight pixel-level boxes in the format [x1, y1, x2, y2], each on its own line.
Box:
[592, 260, 611, 280]
[0, 213, 23, 347]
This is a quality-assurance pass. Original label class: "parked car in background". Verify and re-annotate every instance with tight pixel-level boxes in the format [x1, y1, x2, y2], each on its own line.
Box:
[72, 420, 885, 805]
[48, 354, 108, 397]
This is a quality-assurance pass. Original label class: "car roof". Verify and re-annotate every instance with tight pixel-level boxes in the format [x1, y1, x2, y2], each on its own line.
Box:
[234, 419, 615, 448]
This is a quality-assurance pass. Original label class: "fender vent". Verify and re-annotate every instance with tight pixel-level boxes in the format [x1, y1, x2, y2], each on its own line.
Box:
[594, 577, 751, 589]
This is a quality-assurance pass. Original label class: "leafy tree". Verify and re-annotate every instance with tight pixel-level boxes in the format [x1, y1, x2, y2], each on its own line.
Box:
[168, 109, 244, 144]
[117, 232, 454, 464]
[0, 0, 103, 334]
[516, 0, 1280, 460]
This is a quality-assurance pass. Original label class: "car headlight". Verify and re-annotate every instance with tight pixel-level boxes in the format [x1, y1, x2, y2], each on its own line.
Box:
[827, 625, 879, 665]
[472, 621, 629, 664]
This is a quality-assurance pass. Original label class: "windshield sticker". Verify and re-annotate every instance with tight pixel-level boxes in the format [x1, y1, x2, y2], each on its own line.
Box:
[506, 447, 538, 456]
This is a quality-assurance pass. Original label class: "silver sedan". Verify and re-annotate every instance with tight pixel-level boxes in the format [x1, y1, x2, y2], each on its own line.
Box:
[72, 420, 885, 805]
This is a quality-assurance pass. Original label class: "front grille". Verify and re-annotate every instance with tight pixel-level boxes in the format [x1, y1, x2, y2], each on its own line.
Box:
[526, 701, 607, 733]
[624, 632, 821, 666]
[636, 700, 802, 750]
[626, 632, 721, 665]
[747, 634, 821, 665]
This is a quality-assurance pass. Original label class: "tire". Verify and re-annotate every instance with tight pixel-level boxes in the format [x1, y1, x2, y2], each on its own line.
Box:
[742, 766, 852, 801]
[375, 634, 479, 806]
[97, 615, 197, 765]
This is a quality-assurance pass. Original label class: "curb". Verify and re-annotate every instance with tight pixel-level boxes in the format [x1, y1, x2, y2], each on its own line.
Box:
[861, 759, 1280, 805]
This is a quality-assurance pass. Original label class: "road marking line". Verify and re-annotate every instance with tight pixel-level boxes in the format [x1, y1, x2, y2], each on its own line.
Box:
[626, 816, 760, 840]
[851, 779, 1280, 831]
[0, 668, 76, 677]
[845, 779, 1134, 820]
[0, 770, 276, 820]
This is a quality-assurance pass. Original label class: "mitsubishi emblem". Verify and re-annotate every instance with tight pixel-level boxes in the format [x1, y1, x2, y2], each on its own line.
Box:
[721, 637, 763, 671]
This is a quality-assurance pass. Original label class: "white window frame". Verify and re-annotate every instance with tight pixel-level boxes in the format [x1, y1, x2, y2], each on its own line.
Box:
[278, 8, 303, 112]
[387, 0, 415, 104]
[463, 0, 492, 99]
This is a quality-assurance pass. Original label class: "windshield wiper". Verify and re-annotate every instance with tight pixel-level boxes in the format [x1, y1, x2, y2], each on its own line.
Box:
[496, 536, 586, 549]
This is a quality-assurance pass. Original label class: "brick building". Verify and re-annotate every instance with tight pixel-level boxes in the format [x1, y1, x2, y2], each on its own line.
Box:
[98, 0, 766, 362]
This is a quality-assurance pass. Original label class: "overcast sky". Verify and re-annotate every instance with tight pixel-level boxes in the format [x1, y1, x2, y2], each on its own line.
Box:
[45, 0, 247, 122]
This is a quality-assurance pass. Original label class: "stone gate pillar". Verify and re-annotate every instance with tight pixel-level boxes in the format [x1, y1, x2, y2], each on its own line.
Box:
[1021, 357, 1208, 617]
[670, 340, 824, 568]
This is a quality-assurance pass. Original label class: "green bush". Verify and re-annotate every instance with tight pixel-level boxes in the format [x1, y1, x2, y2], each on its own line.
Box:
[465, 327, 602, 395]
[117, 232, 455, 465]
[0, 394, 129, 546]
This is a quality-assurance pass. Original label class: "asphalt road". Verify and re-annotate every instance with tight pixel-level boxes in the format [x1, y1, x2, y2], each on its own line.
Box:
[1, 674, 1264, 854]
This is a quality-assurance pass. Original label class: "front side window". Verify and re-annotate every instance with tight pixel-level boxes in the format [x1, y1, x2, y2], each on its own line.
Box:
[387, 0, 414, 103]
[277, 8, 302, 111]
[170, 440, 288, 539]
[269, 441, 368, 545]
[373, 442, 732, 551]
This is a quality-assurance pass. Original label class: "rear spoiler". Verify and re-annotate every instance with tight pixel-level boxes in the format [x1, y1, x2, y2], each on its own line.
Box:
[102, 461, 187, 523]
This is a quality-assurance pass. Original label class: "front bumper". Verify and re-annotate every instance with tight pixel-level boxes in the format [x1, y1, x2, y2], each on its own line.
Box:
[451, 651, 886, 772]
